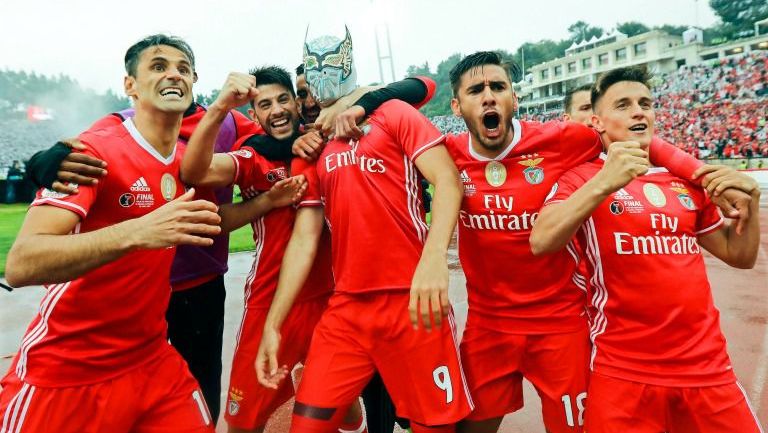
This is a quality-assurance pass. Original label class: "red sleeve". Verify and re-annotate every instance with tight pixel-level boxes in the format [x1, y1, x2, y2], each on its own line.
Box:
[649, 137, 704, 184]
[88, 113, 123, 131]
[695, 192, 724, 236]
[226, 141, 268, 191]
[380, 100, 444, 161]
[543, 165, 590, 206]
[31, 134, 104, 218]
[291, 158, 322, 208]
[559, 122, 602, 169]
[231, 110, 264, 137]
[412, 76, 436, 109]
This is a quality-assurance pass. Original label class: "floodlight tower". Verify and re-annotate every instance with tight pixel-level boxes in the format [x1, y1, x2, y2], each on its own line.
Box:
[371, 0, 396, 84]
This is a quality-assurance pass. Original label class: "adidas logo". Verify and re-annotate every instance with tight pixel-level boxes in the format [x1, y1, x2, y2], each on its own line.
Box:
[460, 170, 472, 183]
[614, 188, 633, 200]
[130, 177, 151, 192]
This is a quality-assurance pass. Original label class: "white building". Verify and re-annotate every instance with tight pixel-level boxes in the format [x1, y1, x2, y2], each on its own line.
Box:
[518, 29, 768, 113]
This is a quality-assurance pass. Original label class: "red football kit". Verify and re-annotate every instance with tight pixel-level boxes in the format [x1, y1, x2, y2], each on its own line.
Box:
[546, 156, 761, 433]
[223, 140, 332, 430]
[446, 120, 707, 432]
[292, 100, 473, 431]
[0, 119, 213, 433]
[446, 120, 598, 431]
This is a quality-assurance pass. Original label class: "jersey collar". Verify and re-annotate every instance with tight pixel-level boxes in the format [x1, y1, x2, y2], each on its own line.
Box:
[123, 118, 177, 166]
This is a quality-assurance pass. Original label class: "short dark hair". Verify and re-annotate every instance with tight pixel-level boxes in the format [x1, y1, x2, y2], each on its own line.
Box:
[248, 66, 296, 107]
[124, 34, 195, 77]
[591, 66, 652, 109]
[295, 64, 304, 77]
[563, 83, 593, 114]
[449, 51, 520, 96]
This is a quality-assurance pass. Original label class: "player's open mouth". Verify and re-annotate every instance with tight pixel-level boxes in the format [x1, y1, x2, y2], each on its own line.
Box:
[629, 123, 648, 132]
[482, 111, 501, 138]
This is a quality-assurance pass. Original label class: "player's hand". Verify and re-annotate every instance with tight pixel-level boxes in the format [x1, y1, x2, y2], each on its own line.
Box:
[692, 165, 759, 197]
[292, 130, 325, 161]
[211, 72, 258, 112]
[126, 188, 221, 249]
[409, 252, 450, 332]
[334, 106, 365, 139]
[51, 138, 108, 194]
[595, 141, 650, 192]
[315, 99, 352, 137]
[255, 326, 289, 389]
[264, 175, 308, 208]
[710, 188, 755, 235]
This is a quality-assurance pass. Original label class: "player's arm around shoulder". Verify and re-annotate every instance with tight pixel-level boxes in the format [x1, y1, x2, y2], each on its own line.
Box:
[531, 141, 650, 255]
[697, 179, 761, 269]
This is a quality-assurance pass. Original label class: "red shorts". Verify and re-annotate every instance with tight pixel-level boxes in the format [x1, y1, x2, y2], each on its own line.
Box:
[293, 291, 473, 428]
[460, 324, 590, 433]
[585, 373, 762, 433]
[225, 298, 327, 429]
[0, 346, 213, 433]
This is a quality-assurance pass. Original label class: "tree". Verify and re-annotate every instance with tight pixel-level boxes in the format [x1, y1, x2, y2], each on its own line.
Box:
[617, 21, 650, 37]
[567, 20, 604, 42]
[710, 0, 768, 36]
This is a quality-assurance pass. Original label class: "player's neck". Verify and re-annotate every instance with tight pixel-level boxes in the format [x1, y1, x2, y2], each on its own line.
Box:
[132, 109, 183, 157]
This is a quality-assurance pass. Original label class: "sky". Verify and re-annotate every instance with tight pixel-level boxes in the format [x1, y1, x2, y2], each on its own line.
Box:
[0, 0, 719, 96]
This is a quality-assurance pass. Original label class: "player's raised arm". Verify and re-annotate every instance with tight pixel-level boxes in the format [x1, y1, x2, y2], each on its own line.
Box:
[530, 141, 650, 256]
[5, 188, 220, 287]
[409, 144, 462, 331]
[256, 206, 324, 388]
[182, 72, 257, 187]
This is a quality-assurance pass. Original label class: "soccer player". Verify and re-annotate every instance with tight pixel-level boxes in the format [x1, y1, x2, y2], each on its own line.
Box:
[531, 65, 762, 433]
[181, 66, 368, 433]
[440, 51, 750, 433]
[0, 34, 222, 433]
[256, 28, 473, 433]
[563, 84, 593, 125]
[23, 77, 263, 424]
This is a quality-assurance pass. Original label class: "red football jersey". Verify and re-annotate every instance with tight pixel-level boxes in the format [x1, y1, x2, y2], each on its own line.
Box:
[227, 138, 332, 309]
[545, 157, 733, 387]
[18, 118, 186, 387]
[446, 120, 600, 333]
[316, 100, 443, 293]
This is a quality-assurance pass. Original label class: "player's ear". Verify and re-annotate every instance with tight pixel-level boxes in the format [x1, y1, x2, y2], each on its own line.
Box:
[563, 113, 572, 122]
[451, 97, 461, 117]
[591, 114, 605, 134]
[247, 108, 256, 122]
[193, 71, 199, 83]
[124, 75, 138, 98]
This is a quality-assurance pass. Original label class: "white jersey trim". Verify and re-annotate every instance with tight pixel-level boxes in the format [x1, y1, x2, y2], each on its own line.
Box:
[582, 217, 610, 370]
[468, 118, 521, 162]
[410, 134, 445, 162]
[16, 282, 71, 381]
[123, 118, 177, 166]
[403, 154, 428, 244]
[695, 214, 725, 236]
[31, 198, 87, 218]
[227, 153, 241, 187]
[736, 381, 765, 433]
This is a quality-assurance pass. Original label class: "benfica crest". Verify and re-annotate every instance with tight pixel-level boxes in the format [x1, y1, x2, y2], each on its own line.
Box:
[670, 182, 696, 210]
[228, 388, 244, 416]
[518, 154, 544, 185]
